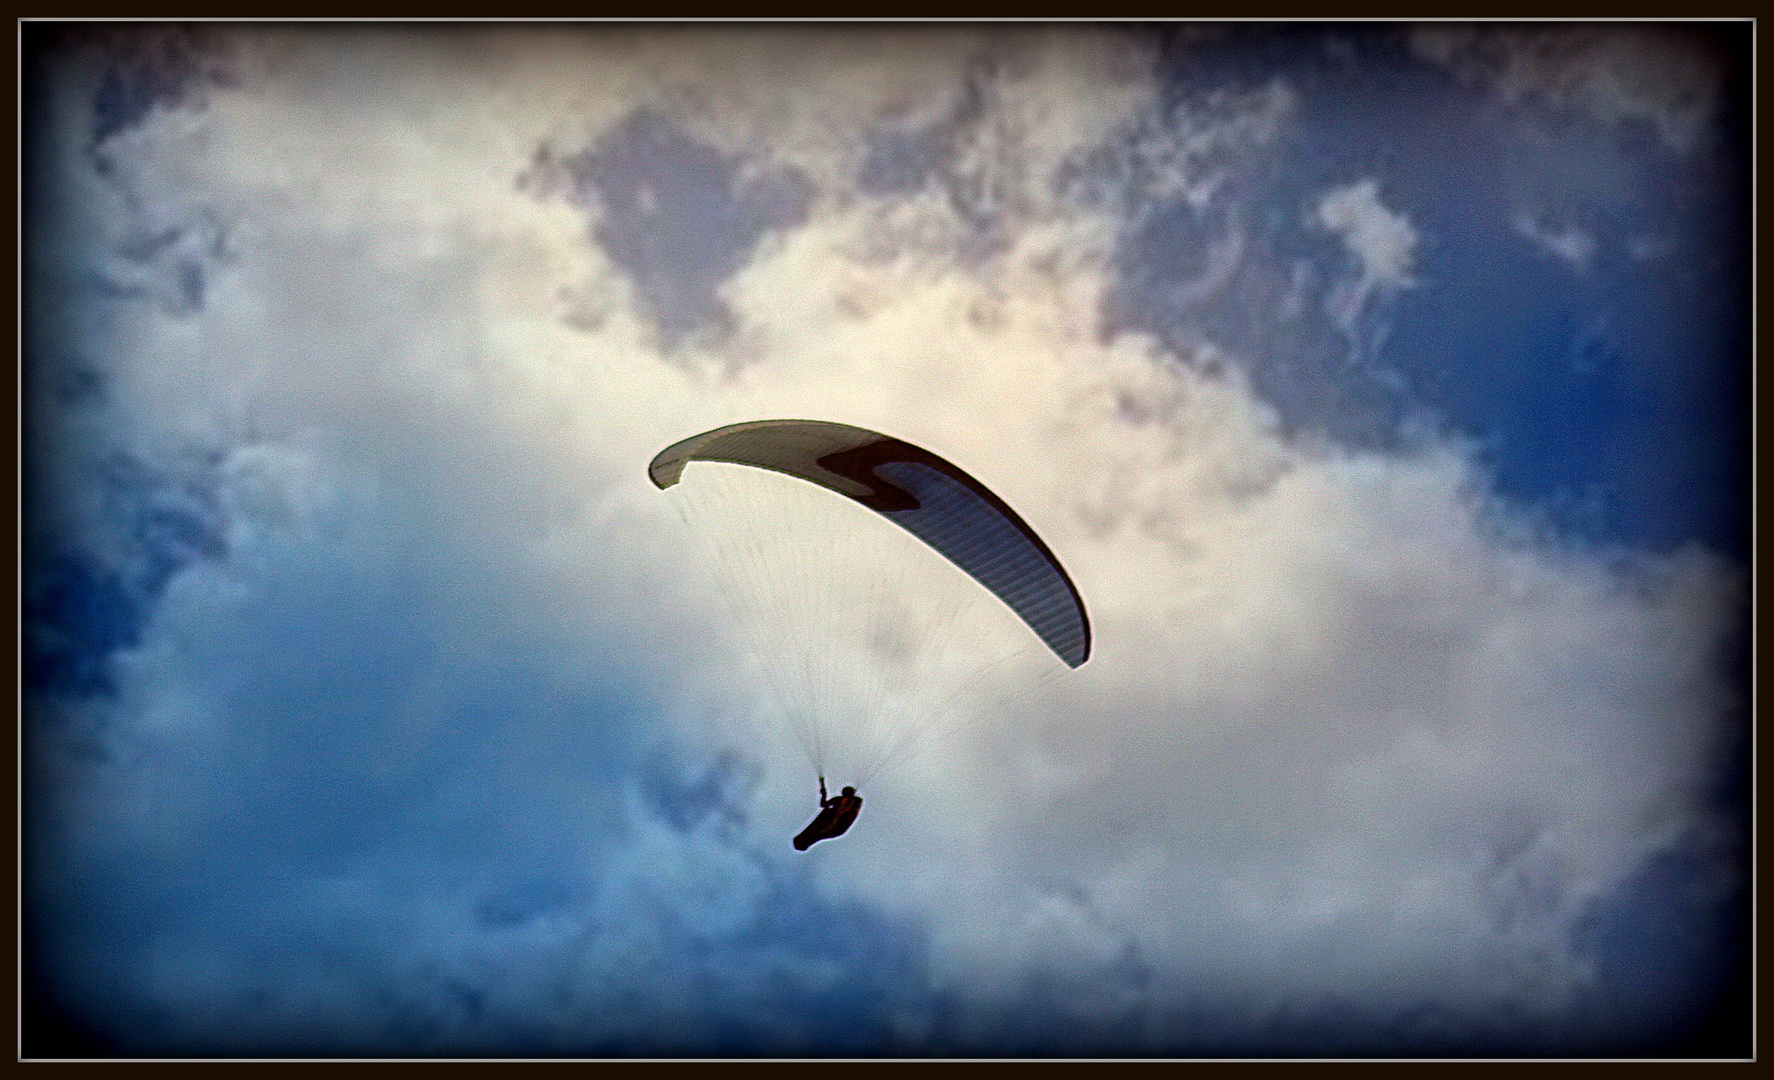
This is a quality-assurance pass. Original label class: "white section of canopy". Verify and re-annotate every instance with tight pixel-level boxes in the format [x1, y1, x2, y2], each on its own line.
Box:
[649, 419, 881, 497]
[664, 460, 1060, 785]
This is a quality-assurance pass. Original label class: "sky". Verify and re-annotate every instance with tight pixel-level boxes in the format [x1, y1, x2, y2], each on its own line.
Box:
[22, 22, 1751, 1058]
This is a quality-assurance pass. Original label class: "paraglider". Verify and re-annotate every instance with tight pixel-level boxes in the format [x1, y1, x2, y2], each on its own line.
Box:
[794, 778, 863, 850]
[650, 419, 1089, 848]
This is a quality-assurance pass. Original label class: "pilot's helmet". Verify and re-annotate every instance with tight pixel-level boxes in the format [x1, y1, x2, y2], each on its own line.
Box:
[841, 786, 857, 797]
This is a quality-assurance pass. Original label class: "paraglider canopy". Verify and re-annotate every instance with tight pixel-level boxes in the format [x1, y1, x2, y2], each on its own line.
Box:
[650, 419, 1090, 667]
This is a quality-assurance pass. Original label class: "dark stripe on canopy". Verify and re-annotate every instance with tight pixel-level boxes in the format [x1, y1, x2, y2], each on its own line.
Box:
[650, 419, 1091, 667]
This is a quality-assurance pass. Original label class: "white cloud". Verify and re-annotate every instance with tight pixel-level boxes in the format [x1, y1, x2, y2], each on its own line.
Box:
[1513, 210, 1597, 273]
[1314, 179, 1419, 342]
[34, 26, 1742, 1051]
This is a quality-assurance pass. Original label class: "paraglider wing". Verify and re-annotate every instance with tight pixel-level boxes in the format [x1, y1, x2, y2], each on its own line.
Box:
[650, 419, 1091, 667]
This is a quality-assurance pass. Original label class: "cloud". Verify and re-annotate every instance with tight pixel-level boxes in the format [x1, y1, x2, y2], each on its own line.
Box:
[1313, 179, 1419, 347]
[1513, 210, 1597, 273]
[25, 25, 1743, 1054]
[1082, 78, 1295, 226]
[1409, 25, 1729, 157]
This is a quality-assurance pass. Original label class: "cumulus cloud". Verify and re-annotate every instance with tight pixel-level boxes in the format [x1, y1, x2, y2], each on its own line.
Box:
[25, 25, 1742, 1055]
